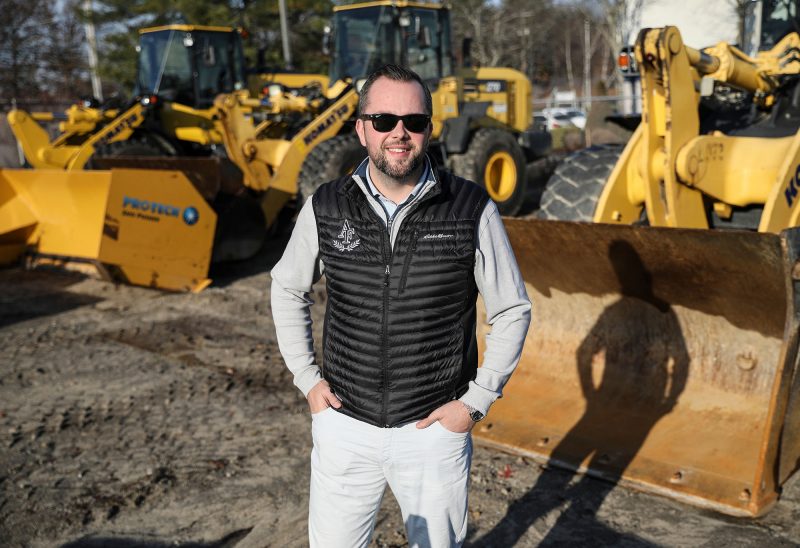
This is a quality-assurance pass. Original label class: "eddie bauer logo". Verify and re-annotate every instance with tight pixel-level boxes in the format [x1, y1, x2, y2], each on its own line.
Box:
[422, 233, 454, 240]
[333, 220, 360, 252]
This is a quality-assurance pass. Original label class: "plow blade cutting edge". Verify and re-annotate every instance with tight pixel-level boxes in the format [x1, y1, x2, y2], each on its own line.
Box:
[476, 219, 800, 516]
[0, 168, 215, 292]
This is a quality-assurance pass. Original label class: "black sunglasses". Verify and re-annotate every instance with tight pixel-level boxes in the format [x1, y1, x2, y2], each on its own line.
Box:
[360, 113, 431, 133]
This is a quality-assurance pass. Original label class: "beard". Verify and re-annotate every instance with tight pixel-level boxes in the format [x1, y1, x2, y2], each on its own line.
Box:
[370, 135, 429, 182]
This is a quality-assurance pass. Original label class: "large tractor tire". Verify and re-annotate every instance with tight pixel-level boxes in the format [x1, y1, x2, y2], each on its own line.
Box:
[537, 145, 623, 221]
[297, 134, 366, 203]
[450, 128, 527, 216]
[210, 192, 266, 263]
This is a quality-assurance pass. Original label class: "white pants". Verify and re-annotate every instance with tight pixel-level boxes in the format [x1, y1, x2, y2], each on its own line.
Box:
[309, 407, 473, 548]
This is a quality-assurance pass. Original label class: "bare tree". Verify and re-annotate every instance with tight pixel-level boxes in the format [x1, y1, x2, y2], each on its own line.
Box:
[45, 1, 92, 102]
[726, 0, 752, 46]
[451, 0, 562, 87]
[451, 1, 509, 67]
[565, 25, 575, 91]
[0, 0, 54, 104]
[577, 0, 647, 90]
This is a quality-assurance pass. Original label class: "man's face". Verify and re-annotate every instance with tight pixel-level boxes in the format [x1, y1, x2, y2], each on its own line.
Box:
[355, 77, 431, 182]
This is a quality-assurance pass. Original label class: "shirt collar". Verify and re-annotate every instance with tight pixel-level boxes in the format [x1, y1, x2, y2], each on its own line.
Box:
[364, 160, 431, 205]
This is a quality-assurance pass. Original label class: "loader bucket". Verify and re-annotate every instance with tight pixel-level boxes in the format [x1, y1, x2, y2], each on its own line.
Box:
[476, 219, 800, 516]
[0, 169, 215, 292]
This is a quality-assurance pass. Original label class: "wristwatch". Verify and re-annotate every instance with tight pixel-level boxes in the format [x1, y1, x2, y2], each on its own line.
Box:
[462, 402, 485, 422]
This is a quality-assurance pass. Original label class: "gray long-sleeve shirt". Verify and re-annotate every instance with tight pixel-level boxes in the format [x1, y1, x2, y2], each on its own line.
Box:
[270, 161, 531, 416]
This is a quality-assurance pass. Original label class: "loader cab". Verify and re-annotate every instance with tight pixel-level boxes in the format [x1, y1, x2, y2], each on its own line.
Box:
[328, 3, 454, 86]
[742, 0, 800, 53]
[135, 26, 247, 109]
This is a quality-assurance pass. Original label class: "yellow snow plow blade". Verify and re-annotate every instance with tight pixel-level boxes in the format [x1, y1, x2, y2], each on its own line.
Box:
[0, 169, 215, 292]
[476, 219, 800, 517]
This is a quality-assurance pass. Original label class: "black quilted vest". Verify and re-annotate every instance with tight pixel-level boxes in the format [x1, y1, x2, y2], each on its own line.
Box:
[313, 166, 489, 427]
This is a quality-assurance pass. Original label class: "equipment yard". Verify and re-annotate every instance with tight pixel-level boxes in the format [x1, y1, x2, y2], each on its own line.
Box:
[6, 1, 800, 545]
[2, 232, 800, 548]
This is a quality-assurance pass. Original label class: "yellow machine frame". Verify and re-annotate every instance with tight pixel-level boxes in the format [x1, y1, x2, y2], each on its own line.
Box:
[595, 27, 800, 232]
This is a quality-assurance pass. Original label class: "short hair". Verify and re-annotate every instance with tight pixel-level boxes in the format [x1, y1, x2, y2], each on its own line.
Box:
[357, 64, 433, 117]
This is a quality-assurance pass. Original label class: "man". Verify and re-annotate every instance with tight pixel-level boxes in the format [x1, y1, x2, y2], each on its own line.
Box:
[271, 64, 530, 547]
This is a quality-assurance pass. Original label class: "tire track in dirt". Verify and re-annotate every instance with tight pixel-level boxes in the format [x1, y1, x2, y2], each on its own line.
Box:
[3, 263, 800, 547]
[0, 270, 311, 546]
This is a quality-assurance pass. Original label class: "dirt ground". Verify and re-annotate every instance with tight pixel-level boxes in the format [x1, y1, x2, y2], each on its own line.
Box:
[2, 218, 800, 548]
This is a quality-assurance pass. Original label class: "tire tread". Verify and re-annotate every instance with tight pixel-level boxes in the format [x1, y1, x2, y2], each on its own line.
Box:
[537, 145, 623, 221]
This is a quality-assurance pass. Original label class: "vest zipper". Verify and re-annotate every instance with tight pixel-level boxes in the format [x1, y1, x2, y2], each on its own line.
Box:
[353, 179, 441, 427]
[382, 262, 390, 427]
[358, 193, 394, 427]
[398, 230, 418, 295]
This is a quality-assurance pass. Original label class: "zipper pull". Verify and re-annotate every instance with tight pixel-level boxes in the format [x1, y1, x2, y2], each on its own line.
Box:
[384, 265, 390, 286]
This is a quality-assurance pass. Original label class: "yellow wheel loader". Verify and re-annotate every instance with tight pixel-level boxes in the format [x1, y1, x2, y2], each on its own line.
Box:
[476, 2, 800, 517]
[1, 25, 331, 291]
[290, 0, 551, 215]
[9, 25, 252, 171]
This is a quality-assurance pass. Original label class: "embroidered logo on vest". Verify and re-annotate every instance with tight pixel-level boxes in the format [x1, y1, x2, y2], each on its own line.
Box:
[422, 233, 454, 240]
[333, 219, 361, 252]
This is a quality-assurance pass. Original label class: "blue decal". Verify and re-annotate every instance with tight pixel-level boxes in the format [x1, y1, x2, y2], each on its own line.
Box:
[785, 164, 800, 207]
[183, 206, 199, 226]
[122, 195, 198, 226]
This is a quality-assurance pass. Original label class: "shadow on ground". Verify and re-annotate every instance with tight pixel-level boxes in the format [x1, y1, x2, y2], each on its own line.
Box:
[0, 268, 103, 328]
[209, 220, 293, 289]
[60, 528, 251, 548]
[465, 468, 659, 547]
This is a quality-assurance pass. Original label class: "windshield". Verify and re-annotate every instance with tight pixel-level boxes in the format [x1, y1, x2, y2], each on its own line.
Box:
[136, 29, 246, 108]
[193, 31, 246, 107]
[330, 6, 397, 83]
[329, 6, 452, 84]
[759, 0, 800, 49]
[137, 30, 194, 103]
[404, 7, 452, 81]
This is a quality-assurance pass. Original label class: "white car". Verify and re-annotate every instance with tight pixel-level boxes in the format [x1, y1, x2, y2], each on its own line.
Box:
[538, 108, 587, 130]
